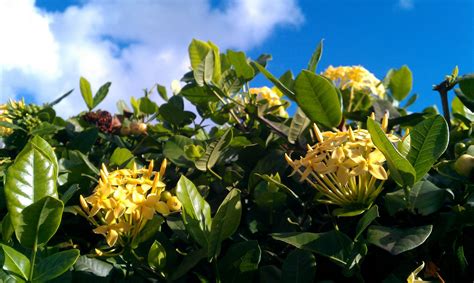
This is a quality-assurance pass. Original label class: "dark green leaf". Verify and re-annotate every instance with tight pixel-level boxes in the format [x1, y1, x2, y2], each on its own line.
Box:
[367, 225, 432, 255]
[218, 241, 261, 283]
[171, 248, 207, 280]
[60, 184, 80, 205]
[454, 88, 474, 112]
[73, 256, 113, 277]
[148, 240, 166, 271]
[92, 82, 111, 109]
[251, 62, 295, 100]
[5, 136, 59, 244]
[208, 189, 242, 259]
[132, 215, 164, 248]
[288, 107, 310, 144]
[17, 196, 64, 248]
[406, 115, 449, 182]
[402, 93, 418, 109]
[367, 118, 416, 187]
[163, 136, 194, 167]
[1, 214, 14, 243]
[307, 39, 324, 72]
[180, 84, 218, 105]
[48, 89, 74, 107]
[0, 244, 30, 281]
[33, 249, 80, 282]
[79, 77, 93, 110]
[157, 84, 168, 101]
[458, 73, 474, 99]
[386, 65, 413, 101]
[355, 205, 379, 240]
[227, 50, 254, 79]
[195, 128, 232, 172]
[176, 176, 211, 248]
[139, 97, 158, 114]
[294, 70, 342, 128]
[281, 249, 316, 283]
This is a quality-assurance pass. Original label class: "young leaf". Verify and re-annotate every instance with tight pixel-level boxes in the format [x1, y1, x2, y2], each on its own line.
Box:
[195, 128, 232, 172]
[227, 50, 254, 80]
[4, 136, 59, 243]
[0, 244, 30, 281]
[32, 249, 80, 282]
[194, 51, 214, 87]
[281, 249, 316, 283]
[188, 39, 211, 70]
[294, 70, 342, 128]
[79, 77, 94, 110]
[406, 115, 449, 182]
[367, 225, 432, 255]
[208, 189, 242, 260]
[92, 82, 111, 109]
[157, 84, 169, 101]
[367, 118, 416, 187]
[386, 65, 413, 101]
[176, 176, 211, 249]
[307, 39, 324, 73]
[288, 107, 310, 144]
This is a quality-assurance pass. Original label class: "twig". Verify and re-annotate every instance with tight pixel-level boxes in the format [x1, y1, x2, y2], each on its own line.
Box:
[433, 79, 454, 130]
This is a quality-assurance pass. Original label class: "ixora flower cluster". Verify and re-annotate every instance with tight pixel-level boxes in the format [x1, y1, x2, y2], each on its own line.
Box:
[79, 159, 181, 249]
[0, 99, 43, 136]
[285, 114, 398, 210]
[322, 65, 386, 98]
[249, 86, 288, 117]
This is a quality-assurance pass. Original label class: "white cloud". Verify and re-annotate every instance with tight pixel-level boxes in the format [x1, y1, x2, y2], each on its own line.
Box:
[398, 0, 414, 10]
[0, 0, 303, 117]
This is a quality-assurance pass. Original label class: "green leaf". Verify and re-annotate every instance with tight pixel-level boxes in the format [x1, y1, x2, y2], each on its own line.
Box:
[366, 225, 432, 255]
[386, 65, 413, 101]
[458, 73, 474, 99]
[163, 135, 194, 167]
[272, 230, 353, 265]
[208, 41, 222, 83]
[1, 214, 14, 243]
[220, 69, 244, 95]
[406, 115, 449, 182]
[131, 215, 164, 248]
[171, 248, 207, 281]
[139, 97, 158, 114]
[367, 118, 416, 187]
[281, 249, 316, 283]
[294, 70, 342, 128]
[194, 51, 214, 87]
[5, 136, 59, 244]
[189, 39, 211, 70]
[148, 240, 166, 271]
[109, 147, 135, 169]
[17, 196, 63, 248]
[288, 107, 310, 144]
[0, 244, 30, 281]
[79, 77, 94, 110]
[355, 205, 379, 240]
[92, 82, 111, 109]
[208, 189, 242, 260]
[251, 62, 295, 100]
[454, 88, 474, 113]
[227, 50, 254, 80]
[195, 128, 232, 172]
[402, 93, 418, 109]
[74, 256, 113, 277]
[157, 84, 168, 101]
[33, 249, 80, 282]
[307, 39, 324, 73]
[218, 241, 261, 283]
[180, 84, 218, 105]
[176, 176, 211, 249]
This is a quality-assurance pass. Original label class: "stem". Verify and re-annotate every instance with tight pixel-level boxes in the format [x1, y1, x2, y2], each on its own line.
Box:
[210, 88, 247, 131]
[433, 79, 453, 130]
[214, 260, 221, 283]
[29, 242, 37, 281]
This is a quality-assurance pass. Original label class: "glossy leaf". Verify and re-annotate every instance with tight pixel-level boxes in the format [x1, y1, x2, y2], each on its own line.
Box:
[0, 244, 30, 281]
[355, 205, 379, 240]
[92, 82, 111, 109]
[148, 240, 166, 271]
[251, 62, 295, 100]
[79, 77, 93, 110]
[208, 189, 242, 259]
[281, 249, 316, 283]
[33, 249, 80, 282]
[272, 230, 353, 265]
[294, 70, 342, 128]
[367, 225, 432, 255]
[176, 176, 211, 248]
[5, 136, 59, 243]
[288, 107, 310, 144]
[367, 118, 416, 187]
[218, 241, 261, 283]
[73, 256, 113, 277]
[307, 39, 324, 72]
[458, 73, 474, 99]
[406, 115, 449, 182]
[386, 65, 413, 101]
[17, 196, 64, 248]
[195, 128, 232, 172]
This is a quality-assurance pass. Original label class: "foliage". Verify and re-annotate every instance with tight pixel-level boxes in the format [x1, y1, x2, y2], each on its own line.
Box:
[0, 38, 473, 283]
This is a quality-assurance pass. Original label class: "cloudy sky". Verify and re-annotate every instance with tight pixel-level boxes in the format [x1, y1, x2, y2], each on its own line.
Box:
[0, 0, 472, 116]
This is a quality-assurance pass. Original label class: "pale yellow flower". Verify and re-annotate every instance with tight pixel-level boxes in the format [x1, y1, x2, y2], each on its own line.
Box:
[249, 87, 288, 117]
[0, 106, 13, 137]
[286, 113, 398, 210]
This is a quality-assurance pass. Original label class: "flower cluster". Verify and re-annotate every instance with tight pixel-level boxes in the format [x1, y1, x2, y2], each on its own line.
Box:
[249, 87, 288, 117]
[80, 160, 181, 248]
[322, 65, 385, 98]
[0, 104, 13, 137]
[0, 99, 43, 135]
[285, 114, 398, 209]
[83, 110, 122, 134]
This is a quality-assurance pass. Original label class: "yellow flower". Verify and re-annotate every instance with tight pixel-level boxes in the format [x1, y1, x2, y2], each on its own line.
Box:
[322, 65, 386, 99]
[80, 160, 182, 249]
[285, 113, 398, 210]
[0, 106, 13, 137]
[249, 87, 288, 117]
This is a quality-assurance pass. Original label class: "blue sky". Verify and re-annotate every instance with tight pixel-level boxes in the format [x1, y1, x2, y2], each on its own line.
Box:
[2, 0, 473, 116]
